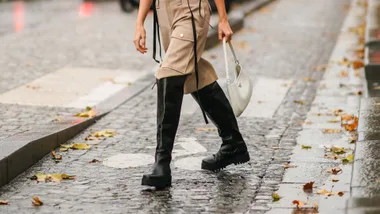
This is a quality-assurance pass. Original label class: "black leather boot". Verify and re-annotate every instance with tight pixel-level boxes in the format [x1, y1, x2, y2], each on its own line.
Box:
[141, 75, 187, 189]
[191, 81, 250, 171]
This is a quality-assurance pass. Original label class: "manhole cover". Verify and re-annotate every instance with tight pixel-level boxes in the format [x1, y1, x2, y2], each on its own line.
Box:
[174, 156, 206, 171]
[103, 153, 154, 168]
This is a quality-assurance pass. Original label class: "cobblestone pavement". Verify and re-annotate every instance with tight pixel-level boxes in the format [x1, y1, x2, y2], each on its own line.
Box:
[0, 0, 351, 213]
[0, 0, 155, 142]
[0, 103, 79, 141]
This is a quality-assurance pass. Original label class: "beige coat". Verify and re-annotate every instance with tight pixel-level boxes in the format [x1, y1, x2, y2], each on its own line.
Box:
[155, 0, 218, 94]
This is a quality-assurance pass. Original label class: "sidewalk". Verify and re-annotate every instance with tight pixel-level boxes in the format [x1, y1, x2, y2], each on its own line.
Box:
[0, 0, 351, 213]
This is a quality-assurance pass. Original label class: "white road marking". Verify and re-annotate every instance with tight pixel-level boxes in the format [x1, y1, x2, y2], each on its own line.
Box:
[172, 137, 207, 159]
[174, 156, 206, 171]
[240, 77, 291, 118]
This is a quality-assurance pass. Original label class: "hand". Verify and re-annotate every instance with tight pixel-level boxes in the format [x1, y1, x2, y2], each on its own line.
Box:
[218, 20, 233, 42]
[134, 24, 147, 54]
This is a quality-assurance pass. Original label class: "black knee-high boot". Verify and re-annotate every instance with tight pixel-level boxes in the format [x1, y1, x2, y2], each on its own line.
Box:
[191, 81, 250, 171]
[141, 75, 187, 189]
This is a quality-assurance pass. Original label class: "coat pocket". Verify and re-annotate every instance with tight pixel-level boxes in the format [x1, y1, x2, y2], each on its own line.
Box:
[161, 27, 197, 74]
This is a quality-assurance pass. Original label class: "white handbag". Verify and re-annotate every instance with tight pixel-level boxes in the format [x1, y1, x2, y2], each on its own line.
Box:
[222, 37, 253, 117]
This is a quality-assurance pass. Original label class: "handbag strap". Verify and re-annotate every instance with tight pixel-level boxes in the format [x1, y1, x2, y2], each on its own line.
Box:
[222, 37, 240, 83]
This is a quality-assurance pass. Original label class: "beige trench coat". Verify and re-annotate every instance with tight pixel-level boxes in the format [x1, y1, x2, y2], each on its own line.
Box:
[154, 0, 218, 94]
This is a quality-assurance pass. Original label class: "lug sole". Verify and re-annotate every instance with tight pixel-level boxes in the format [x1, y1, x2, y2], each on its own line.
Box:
[141, 175, 172, 189]
[201, 151, 250, 172]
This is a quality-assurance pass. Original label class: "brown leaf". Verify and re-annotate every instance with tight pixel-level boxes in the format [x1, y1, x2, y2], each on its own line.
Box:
[332, 179, 340, 182]
[339, 70, 349, 77]
[327, 167, 342, 175]
[352, 60, 364, 69]
[341, 114, 358, 131]
[61, 174, 76, 180]
[292, 200, 307, 209]
[349, 137, 357, 144]
[284, 164, 297, 169]
[0, 200, 8, 205]
[313, 202, 319, 211]
[350, 90, 363, 96]
[338, 192, 344, 197]
[195, 127, 217, 131]
[32, 197, 43, 206]
[51, 151, 62, 161]
[88, 159, 101, 163]
[303, 181, 314, 192]
[332, 109, 344, 115]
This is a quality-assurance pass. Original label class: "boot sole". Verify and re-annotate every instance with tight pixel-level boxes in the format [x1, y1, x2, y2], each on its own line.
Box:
[201, 151, 250, 172]
[141, 175, 172, 190]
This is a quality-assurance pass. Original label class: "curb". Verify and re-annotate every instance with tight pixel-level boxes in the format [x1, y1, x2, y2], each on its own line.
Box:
[348, 98, 380, 210]
[0, 0, 274, 188]
[365, 0, 380, 96]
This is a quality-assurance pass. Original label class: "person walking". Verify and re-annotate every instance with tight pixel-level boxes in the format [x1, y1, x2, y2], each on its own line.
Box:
[133, 0, 250, 189]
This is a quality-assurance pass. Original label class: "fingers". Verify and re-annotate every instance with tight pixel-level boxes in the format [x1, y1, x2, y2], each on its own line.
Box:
[224, 30, 233, 42]
[134, 37, 148, 54]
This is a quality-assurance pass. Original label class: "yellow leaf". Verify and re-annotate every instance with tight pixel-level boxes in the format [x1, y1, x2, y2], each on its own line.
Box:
[61, 174, 76, 180]
[323, 129, 342, 134]
[71, 143, 91, 150]
[328, 118, 341, 123]
[303, 77, 316, 82]
[294, 100, 305, 105]
[317, 189, 334, 196]
[60, 147, 69, 152]
[32, 196, 43, 206]
[272, 193, 281, 202]
[342, 154, 354, 163]
[302, 145, 312, 150]
[75, 109, 97, 118]
[330, 146, 346, 155]
[0, 200, 9, 205]
[93, 130, 117, 138]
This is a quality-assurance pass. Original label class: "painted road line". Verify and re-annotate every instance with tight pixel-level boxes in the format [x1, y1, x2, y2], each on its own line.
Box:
[0, 67, 149, 108]
[240, 77, 292, 118]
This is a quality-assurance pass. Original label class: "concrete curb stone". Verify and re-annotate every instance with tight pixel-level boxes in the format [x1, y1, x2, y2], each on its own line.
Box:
[0, 0, 275, 188]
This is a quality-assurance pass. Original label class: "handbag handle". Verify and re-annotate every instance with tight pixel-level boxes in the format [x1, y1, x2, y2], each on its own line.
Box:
[222, 37, 240, 83]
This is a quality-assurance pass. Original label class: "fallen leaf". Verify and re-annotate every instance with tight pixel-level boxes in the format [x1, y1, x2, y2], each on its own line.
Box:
[85, 136, 98, 141]
[52, 117, 64, 122]
[292, 200, 307, 209]
[272, 193, 281, 202]
[328, 118, 341, 123]
[312, 64, 328, 71]
[32, 197, 43, 206]
[0, 200, 9, 205]
[303, 77, 316, 82]
[71, 143, 91, 150]
[30, 173, 48, 182]
[323, 129, 342, 134]
[332, 179, 339, 182]
[355, 70, 361, 77]
[341, 114, 358, 131]
[325, 154, 344, 160]
[338, 192, 344, 197]
[302, 145, 312, 150]
[342, 154, 354, 163]
[61, 174, 76, 180]
[297, 121, 312, 125]
[330, 146, 347, 155]
[352, 60, 364, 69]
[338, 57, 350, 66]
[88, 159, 101, 163]
[332, 109, 344, 115]
[271, 146, 281, 150]
[51, 151, 62, 162]
[93, 130, 117, 138]
[339, 70, 349, 77]
[195, 127, 217, 131]
[327, 167, 342, 175]
[303, 181, 314, 192]
[294, 100, 305, 105]
[313, 202, 319, 211]
[60, 147, 69, 152]
[284, 164, 297, 169]
[75, 107, 97, 118]
[350, 90, 363, 96]
[349, 137, 357, 144]
[317, 189, 334, 196]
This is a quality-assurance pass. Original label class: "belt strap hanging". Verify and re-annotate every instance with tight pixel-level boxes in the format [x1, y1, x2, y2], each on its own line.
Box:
[152, 0, 162, 63]
[187, 0, 209, 124]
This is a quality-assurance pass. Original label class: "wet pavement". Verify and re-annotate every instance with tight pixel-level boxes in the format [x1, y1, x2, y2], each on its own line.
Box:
[0, 0, 355, 213]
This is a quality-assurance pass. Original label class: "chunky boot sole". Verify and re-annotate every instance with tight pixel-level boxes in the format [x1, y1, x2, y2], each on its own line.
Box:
[201, 151, 250, 172]
[141, 174, 172, 190]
